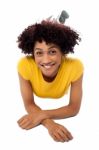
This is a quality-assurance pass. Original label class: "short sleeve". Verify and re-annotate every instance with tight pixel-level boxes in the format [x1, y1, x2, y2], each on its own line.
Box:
[71, 59, 84, 82]
[17, 57, 30, 80]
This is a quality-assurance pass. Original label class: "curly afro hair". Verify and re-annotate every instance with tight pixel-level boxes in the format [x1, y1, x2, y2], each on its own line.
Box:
[17, 20, 81, 55]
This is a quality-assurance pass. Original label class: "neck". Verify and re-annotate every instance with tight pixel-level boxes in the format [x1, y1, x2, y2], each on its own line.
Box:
[42, 74, 57, 82]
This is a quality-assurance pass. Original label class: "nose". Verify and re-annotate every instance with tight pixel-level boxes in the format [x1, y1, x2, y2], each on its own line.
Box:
[42, 54, 51, 64]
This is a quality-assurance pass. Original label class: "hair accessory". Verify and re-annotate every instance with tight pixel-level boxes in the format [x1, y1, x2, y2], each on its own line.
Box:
[59, 10, 69, 24]
[46, 10, 69, 24]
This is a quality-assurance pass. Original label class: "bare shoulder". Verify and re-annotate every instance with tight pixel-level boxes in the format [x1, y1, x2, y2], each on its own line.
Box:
[18, 72, 33, 93]
[71, 74, 83, 86]
[69, 74, 83, 114]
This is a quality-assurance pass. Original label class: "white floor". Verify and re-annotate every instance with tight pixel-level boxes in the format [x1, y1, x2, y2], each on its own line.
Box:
[0, 0, 99, 149]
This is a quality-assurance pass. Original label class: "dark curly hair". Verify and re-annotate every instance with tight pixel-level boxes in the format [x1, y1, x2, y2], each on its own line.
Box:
[17, 20, 81, 55]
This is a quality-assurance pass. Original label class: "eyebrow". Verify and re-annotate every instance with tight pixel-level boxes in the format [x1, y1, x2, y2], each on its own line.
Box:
[34, 45, 58, 51]
[34, 48, 43, 51]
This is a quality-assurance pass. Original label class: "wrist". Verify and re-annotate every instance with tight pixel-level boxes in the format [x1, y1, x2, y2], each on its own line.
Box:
[43, 110, 51, 118]
[41, 119, 55, 129]
[41, 110, 49, 120]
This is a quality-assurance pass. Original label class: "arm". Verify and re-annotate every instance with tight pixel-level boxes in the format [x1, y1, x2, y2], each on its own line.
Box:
[44, 74, 83, 119]
[18, 73, 40, 113]
[17, 73, 73, 142]
[17, 73, 49, 128]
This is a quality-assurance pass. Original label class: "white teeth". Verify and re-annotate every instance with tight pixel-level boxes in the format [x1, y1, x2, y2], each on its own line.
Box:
[40, 63, 55, 69]
[41, 63, 55, 69]
[44, 65, 51, 69]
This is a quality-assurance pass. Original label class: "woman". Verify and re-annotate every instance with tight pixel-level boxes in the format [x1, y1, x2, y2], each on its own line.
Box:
[17, 20, 84, 142]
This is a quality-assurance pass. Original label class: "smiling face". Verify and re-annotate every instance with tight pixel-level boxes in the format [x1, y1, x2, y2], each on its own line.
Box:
[33, 41, 63, 80]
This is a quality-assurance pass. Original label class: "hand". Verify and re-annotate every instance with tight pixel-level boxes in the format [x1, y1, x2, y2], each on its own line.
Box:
[46, 121, 73, 142]
[17, 110, 46, 130]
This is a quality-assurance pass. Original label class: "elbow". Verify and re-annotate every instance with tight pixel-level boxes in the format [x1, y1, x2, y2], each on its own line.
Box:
[68, 105, 80, 117]
[69, 111, 78, 118]
[72, 110, 79, 117]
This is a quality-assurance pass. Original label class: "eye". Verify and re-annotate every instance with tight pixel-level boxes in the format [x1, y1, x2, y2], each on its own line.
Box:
[34, 51, 43, 57]
[49, 49, 57, 55]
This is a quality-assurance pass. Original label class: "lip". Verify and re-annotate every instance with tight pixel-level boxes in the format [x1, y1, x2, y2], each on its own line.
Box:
[40, 63, 55, 69]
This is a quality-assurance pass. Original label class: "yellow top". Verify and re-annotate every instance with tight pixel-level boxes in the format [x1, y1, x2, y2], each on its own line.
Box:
[17, 56, 84, 99]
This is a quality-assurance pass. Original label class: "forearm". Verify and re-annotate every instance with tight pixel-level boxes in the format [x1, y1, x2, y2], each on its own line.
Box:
[25, 103, 41, 114]
[41, 118, 55, 129]
[25, 103, 54, 128]
[44, 104, 79, 120]
[25, 103, 78, 121]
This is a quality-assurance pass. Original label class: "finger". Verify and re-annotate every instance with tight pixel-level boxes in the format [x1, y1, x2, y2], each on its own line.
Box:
[19, 120, 31, 129]
[19, 117, 28, 125]
[58, 130, 69, 142]
[17, 115, 27, 124]
[54, 132, 65, 142]
[18, 117, 31, 129]
[53, 135, 60, 142]
[49, 133, 60, 142]
[66, 131, 73, 140]
[62, 128, 73, 140]
[25, 123, 36, 130]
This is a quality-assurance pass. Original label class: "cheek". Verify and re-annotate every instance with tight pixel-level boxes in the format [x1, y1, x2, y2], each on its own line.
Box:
[57, 55, 62, 64]
[34, 57, 40, 65]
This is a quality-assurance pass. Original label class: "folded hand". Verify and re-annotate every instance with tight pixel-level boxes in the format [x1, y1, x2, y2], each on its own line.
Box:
[47, 121, 73, 142]
[17, 110, 46, 130]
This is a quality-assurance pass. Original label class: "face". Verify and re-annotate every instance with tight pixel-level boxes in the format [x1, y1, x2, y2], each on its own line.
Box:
[33, 41, 63, 78]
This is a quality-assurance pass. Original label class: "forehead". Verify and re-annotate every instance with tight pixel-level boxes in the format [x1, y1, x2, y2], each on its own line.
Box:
[34, 41, 60, 50]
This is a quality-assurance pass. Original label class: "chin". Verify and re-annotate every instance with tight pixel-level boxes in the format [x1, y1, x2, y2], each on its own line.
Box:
[43, 72, 56, 78]
[43, 73, 52, 77]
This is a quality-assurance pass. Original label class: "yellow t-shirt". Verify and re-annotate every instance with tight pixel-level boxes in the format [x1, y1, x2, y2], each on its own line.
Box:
[17, 56, 84, 98]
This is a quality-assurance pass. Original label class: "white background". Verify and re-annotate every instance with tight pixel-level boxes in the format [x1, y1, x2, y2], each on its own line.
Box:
[0, 0, 99, 149]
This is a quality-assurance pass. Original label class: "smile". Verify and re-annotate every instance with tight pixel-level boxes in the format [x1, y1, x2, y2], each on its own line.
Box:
[40, 63, 55, 69]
